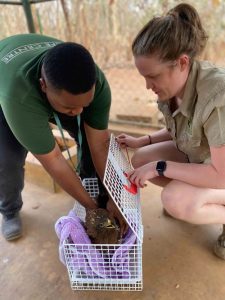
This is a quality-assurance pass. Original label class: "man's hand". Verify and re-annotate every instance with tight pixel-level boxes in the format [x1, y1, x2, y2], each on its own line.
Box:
[35, 143, 99, 209]
[85, 198, 98, 213]
[106, 198, 128, 237]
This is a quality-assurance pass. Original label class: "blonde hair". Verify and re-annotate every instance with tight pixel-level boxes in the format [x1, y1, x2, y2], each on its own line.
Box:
[132, 3, 208, 63]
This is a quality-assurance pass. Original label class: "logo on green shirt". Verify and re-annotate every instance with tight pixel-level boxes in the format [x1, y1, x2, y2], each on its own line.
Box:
[1, 41, 60, 64]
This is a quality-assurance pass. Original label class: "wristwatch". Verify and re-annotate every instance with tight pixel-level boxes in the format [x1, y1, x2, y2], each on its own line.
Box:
[156, 160, 167, 176]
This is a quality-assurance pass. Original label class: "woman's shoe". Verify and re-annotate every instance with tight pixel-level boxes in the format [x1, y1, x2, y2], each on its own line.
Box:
[214, 225, 225, 260]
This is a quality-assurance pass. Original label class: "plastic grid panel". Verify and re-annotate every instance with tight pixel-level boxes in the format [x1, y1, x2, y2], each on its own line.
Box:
[82, 178, 99, 197]
[64, 241, 142, 291]
[103, 134, 143, 242]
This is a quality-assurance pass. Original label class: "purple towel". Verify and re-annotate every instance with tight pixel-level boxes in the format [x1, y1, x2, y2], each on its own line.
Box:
[55, 210, 137, 279]
[112, 228, 137, 278]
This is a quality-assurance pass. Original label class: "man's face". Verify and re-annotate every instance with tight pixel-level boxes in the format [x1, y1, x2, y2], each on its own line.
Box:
[40, 77, 95, 116]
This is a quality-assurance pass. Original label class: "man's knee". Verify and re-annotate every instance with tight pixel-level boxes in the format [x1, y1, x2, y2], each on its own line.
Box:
[0, 147, 26, 192]
[0, 151, 26, 170]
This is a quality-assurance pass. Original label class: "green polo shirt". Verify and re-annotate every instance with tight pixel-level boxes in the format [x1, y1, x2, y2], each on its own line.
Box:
[0, 34, 111, 154]
[158, 60, 225, 163]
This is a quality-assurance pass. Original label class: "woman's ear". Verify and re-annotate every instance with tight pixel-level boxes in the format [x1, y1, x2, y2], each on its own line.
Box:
[39, 77, 47, 93]
[178, 54, 190, 71]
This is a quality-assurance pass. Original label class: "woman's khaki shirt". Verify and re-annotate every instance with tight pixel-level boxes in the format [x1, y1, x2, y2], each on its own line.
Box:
[158, 60, 225, 163]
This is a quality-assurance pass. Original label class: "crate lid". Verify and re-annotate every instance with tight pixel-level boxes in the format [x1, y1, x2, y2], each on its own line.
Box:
[103, 134, 143, 242]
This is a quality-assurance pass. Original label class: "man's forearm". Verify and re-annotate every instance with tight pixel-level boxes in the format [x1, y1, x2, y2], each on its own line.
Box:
[89, 136, 110, 181]
[35, 144, 97, 209]
[84, 124, 111, 182]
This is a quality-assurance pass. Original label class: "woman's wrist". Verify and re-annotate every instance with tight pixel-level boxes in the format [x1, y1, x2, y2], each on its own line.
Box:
[137, 135, 153, 147]
[144, 134, 152, 146]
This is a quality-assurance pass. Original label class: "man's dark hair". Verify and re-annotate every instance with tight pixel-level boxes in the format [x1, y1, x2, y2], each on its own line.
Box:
[43, 42, 96, 94]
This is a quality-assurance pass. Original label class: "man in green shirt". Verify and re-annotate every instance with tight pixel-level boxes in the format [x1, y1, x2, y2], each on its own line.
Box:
[0, 33, 125, 240]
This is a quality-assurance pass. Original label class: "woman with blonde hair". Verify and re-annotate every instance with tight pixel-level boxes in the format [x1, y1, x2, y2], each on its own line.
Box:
[117, 3, 225, 259]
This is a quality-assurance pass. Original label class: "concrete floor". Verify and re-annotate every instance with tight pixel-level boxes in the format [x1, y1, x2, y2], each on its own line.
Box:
[1, 174, 225, 300]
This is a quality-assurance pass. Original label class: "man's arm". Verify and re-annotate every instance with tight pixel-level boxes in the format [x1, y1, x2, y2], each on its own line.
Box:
[84, 123, 110, 180]
[84, 123, 128, 235]
[34, 142, 97, 209]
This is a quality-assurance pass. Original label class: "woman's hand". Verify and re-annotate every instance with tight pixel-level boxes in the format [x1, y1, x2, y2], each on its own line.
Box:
[116, 133, 142, 149]
[127, 162, 158, 188]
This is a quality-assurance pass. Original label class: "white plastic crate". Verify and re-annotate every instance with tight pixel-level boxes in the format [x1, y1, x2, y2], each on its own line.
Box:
[62, 134, 143, 291]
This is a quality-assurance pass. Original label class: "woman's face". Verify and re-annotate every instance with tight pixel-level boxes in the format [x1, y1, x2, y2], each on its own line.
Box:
[134, 54, 190, 101]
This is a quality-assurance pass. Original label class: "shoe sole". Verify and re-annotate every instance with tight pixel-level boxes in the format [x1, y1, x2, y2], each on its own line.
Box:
[5, 232, 22, 241]
[214, 245, 225, 260]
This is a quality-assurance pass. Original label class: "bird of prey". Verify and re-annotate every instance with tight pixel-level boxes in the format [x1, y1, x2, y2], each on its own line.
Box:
[85, 208, 120, 244]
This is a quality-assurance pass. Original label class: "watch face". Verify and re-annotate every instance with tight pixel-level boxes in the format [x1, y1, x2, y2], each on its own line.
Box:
[156, 160, 166, 176]
[157, 161, 166, 170]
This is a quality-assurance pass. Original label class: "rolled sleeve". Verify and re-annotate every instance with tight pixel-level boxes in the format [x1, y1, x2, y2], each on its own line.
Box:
[203, 92, 225, 146]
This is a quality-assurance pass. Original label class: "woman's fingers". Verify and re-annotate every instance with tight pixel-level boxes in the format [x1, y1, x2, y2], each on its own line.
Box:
[127, 170, 147, 188]
[116, 137, 127, 147]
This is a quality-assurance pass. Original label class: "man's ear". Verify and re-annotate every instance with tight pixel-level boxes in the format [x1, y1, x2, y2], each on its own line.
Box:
[178, 54, 190, 71]
[39, 77, 47, 93]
